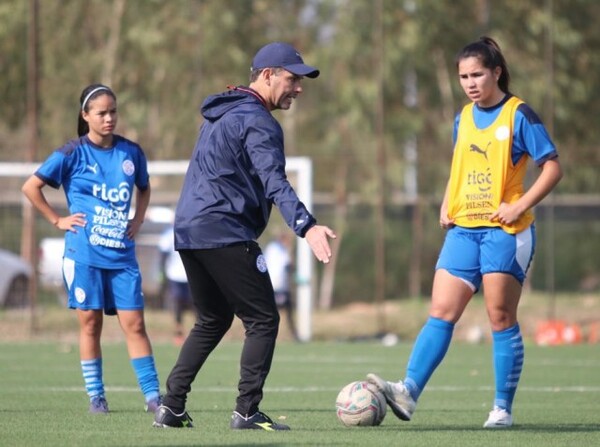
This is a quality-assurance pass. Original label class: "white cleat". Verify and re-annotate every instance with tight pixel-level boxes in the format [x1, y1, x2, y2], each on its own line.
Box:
[366, 373, 416, 421]
[483, 407, 513, 428]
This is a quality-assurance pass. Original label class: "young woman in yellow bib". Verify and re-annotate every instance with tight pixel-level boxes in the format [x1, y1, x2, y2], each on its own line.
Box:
[368, 36, 562, 428]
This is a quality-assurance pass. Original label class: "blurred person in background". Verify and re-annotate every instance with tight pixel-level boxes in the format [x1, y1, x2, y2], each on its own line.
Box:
[21, 84, 161, 415]
[159, 225, 193, 346]
[263, 231, 298, 341]
[367, 36, 562, 429]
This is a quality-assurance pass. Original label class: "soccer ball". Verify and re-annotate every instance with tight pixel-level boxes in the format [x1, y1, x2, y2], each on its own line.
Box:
[335, 380, 387, 426]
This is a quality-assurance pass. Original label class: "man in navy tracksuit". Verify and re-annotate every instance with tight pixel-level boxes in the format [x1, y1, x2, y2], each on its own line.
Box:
[154, 42, 336, 431]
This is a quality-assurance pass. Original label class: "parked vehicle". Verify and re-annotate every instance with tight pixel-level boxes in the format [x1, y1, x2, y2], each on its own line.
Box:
[38, 237, 65, 290]
[0, 248, 32, 308]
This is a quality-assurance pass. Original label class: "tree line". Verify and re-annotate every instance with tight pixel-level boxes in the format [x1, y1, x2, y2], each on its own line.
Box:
[2, 0, 599, 304]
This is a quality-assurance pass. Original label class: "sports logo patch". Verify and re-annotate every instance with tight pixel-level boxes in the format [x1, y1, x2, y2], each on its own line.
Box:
[256, 254, 268, 273]
[495, 125, 510, 141]
[122, 159, 135, 176]
[75, 287, 86, 303]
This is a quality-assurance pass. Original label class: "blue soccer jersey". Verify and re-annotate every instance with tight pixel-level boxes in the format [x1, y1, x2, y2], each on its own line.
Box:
[35, 135, 149, 269]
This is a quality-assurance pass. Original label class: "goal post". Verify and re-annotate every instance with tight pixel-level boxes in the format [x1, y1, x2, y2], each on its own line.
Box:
[146, 157, 315, 342]
[283, 157, 314, 342]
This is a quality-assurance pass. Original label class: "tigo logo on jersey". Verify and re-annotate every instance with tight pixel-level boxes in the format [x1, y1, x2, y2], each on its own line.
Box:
[467, 168, 492, 192]
[92, 182, 131, 211]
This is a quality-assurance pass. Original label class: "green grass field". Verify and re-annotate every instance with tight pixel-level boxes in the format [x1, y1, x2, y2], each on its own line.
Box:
[0, 340, 598, 446]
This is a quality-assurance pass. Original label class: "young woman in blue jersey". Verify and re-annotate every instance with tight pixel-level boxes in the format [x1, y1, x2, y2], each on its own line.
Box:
[368, 37, 562, 428]
[22, 84, 161, 414]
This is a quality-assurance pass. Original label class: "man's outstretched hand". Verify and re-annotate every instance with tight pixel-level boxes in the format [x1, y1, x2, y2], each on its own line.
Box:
[305, 225, 337, 264]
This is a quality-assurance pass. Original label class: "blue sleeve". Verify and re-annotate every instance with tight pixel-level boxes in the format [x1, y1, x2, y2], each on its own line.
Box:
[513, 103, 558, 166]
[243, 113, 316, 237]
[452, 112, 461, 146]
[34, 141, 78, 188]
[134, 145, 150, 191]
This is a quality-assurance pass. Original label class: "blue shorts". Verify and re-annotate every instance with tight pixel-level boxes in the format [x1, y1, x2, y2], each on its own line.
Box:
[62, 258, 144, 315]
[435, 225, 536, 292]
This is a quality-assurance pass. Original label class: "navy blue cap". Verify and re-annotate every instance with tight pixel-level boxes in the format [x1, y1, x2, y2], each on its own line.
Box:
[251, 42, 320, 78]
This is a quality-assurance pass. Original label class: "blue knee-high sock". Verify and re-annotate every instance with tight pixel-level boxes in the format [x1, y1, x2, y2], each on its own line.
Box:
[404, 317, 454, 401]
[492, 323, 524, 413]
[131, 356, 160, 402]
[81, 358, 105, 400]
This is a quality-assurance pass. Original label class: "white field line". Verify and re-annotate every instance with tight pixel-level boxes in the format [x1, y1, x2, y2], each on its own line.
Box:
[218, 356, 600, 368]
[14, 385, 600, 393]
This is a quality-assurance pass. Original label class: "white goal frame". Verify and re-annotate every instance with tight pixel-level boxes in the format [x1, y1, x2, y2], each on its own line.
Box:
[3, 158, 315, 342]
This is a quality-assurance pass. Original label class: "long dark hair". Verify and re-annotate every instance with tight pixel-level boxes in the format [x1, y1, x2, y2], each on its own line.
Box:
[77, 84, 116, 136]
[455, 36, 511, 94]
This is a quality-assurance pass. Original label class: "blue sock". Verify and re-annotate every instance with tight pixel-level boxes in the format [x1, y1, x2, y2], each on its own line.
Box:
[492, 323, 524, 413]
[81, 358, 105, 400]
[404, 317, 454, 401]
[131, 356, 160, 402]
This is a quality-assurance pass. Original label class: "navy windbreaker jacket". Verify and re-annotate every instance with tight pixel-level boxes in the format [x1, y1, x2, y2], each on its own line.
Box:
[174, 86, 316, 249]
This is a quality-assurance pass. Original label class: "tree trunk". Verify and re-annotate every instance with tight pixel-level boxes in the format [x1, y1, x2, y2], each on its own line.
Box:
[318, 125, 349, 310]
[102, 0, 126, 86]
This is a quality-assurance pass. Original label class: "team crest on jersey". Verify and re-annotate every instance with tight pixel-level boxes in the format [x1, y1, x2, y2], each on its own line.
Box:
[495, 125, 510, 141]
[75, 287, 86, 303]
[122, 159, 135, 176]
[256, 254, 268, 273]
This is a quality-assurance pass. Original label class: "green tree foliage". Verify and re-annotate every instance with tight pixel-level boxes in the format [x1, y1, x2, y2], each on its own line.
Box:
[2, 0, 599, 298]
[2, 0, 597, 189]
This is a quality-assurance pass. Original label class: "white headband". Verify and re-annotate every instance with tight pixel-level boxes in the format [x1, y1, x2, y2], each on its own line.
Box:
[81, 86, 112, 111]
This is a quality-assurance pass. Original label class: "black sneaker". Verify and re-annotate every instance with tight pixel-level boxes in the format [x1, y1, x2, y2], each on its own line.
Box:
[230, 411, 290, 431]
[153, 405, 193, 428]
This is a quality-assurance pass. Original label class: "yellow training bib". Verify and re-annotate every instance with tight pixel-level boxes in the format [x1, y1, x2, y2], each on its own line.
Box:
[446, 96, 533, 234]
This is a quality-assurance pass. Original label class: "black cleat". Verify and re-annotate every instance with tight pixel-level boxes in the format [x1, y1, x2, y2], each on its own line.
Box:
[230, 411, 290, 431]
[153, 405, 193, 428]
